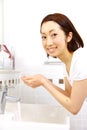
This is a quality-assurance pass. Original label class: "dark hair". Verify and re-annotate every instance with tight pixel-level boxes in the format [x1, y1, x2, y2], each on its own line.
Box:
[40, 13, 84, 52]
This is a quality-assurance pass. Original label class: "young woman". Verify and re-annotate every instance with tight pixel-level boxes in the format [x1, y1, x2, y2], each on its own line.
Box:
[21, 13, 87, 114]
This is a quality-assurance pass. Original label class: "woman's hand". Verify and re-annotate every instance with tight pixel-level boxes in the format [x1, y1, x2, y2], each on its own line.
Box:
[21, 74, 46, 88]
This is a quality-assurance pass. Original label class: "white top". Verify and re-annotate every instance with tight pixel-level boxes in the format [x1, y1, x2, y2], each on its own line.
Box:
[65, 47, 87, 85]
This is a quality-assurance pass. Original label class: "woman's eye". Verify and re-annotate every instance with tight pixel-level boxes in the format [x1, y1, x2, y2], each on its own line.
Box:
[51, 33, 58, 38]
[41, 36, 46, 40]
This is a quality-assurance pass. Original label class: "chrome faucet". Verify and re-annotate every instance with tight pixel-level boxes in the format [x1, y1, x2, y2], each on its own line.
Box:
[0, 83, 20, 114]
[0, 88, 7, 114]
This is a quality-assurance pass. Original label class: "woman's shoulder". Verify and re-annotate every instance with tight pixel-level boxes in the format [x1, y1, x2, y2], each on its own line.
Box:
[75, 47, 86, 52]
[74, 47, 87, 57]
[72, 47, 87, 68]
[71, 47, 87, 80]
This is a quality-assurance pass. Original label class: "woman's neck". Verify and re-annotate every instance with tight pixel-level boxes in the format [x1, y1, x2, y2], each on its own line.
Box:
[58, 51, 73, 74]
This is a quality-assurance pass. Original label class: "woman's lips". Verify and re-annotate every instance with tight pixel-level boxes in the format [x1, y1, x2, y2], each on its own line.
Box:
[47, 47, 57, 53]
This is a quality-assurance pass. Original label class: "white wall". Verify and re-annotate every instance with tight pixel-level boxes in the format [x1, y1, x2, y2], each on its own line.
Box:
[3, 0, 87, 71]
[0, 0, 4, 43]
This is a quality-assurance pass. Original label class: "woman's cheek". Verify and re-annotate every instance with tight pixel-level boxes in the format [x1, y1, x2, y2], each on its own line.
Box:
[54, 37, 65, 45]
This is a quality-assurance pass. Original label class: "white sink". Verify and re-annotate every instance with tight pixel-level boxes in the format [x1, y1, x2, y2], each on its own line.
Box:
[0, 103, 70, 130]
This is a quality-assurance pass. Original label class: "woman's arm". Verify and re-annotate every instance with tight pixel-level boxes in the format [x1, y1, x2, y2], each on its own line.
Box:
[42, 77, 87, 114]
[21, 74, 87, 114]
[21, 75, 70, 96]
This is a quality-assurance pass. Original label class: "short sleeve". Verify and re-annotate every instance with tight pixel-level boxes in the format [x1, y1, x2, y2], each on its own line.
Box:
[70, 48, 87, 81]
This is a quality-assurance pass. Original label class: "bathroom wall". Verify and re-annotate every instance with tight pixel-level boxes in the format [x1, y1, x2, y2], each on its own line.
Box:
[2, 0, 87, 130]
[0, 0, 4, 43]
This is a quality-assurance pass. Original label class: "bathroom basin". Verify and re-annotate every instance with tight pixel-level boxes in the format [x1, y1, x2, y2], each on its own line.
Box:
[0, 103, 70, 130]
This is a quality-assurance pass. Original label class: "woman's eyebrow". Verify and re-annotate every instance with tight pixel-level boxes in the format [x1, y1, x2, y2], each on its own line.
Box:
[40, 29, 55, 34]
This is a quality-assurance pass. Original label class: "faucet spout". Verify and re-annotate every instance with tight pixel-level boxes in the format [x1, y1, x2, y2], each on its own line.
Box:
[0, 70, 21, 114]
[0, 85, 20, 114]
[0, 90, 7, 114]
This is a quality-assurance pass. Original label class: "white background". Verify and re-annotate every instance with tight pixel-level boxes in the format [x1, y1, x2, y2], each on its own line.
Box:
[2, 0, 87, 72]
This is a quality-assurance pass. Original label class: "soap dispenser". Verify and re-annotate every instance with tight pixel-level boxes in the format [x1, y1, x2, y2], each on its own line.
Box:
[0, 44, 15, 70]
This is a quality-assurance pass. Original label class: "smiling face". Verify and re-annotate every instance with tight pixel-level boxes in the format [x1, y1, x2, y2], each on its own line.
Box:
[41, 21, 72, 59]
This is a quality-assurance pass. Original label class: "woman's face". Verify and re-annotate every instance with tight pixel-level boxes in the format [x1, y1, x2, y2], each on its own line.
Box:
[41, 21, 71, 58]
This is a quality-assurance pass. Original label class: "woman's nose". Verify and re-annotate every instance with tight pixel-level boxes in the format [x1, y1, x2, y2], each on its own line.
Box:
[46, 37, 53, 46]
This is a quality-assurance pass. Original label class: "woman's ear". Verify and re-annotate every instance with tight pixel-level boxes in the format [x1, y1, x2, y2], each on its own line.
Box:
[67, 32, 73, 42]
